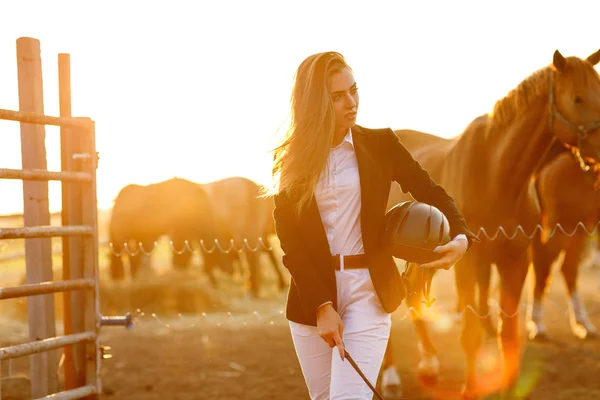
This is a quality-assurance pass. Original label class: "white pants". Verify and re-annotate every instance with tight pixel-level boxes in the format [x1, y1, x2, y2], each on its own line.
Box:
[289, 268, 392, 400]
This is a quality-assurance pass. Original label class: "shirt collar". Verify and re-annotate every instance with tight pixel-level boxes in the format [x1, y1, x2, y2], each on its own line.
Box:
[344, 128, 354, 147]
[333, 128, 354, 149]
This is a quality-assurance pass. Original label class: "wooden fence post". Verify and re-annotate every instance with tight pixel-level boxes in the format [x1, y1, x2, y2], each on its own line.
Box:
[79, 119, 101, 399]
[59, 52, 88, 390]
[16, 36, 58, 397]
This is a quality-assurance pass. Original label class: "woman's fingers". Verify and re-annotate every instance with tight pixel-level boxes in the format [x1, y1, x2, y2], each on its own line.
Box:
[320, 329, 345, 360]
[333, 332, 345, 361]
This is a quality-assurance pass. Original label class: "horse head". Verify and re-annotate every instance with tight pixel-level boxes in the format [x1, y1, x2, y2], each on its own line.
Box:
[550, 49, 600, 170]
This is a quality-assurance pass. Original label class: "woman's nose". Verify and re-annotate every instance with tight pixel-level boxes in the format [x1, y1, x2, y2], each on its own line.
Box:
[345, 93, 356, 107]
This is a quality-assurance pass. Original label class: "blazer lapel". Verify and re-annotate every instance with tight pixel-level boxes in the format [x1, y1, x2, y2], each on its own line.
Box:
[352, 125, 378, 253]
[293, 125, 378, 259]
[280, 188, 330, 261]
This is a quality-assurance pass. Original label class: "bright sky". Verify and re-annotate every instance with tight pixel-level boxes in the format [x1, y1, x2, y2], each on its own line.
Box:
[0, 0, 598, 215]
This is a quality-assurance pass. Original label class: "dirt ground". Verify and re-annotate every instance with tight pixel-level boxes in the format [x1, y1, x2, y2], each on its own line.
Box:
[2, 257, 600, 400]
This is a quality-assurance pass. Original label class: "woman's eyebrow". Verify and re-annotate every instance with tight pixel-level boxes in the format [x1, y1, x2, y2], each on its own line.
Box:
[331, 82, 357, 95]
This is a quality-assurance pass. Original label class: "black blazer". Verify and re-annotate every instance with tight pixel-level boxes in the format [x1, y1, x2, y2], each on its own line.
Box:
[273, 125, 477, 326]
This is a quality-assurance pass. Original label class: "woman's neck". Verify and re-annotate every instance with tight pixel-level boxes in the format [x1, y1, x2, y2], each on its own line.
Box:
[332, 128, 348, 148]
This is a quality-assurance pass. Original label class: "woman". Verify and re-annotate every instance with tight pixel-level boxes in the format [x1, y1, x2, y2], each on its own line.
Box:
[268, 51, 476, 399]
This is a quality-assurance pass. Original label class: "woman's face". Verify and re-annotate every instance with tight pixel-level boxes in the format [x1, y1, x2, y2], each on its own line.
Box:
[328, 67, 359, 133]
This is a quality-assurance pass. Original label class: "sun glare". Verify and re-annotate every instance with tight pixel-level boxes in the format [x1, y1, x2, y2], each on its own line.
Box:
[0, 1, 598, 214]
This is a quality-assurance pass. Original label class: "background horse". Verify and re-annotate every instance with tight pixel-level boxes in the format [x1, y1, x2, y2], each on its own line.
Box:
[470, 149, 600, 344]
[525, 151, 600, 340]
[108, 177, 233, 285]
[380, 49, 600, 398]
[201, 176, 288, 297]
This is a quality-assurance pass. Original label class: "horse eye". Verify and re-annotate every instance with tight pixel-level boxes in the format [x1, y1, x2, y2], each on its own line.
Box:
[574, 96, 584, 104]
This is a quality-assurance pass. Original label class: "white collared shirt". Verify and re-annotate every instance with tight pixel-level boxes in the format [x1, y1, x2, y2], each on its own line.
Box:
[314, 128, 467, 258]
[314, 129, 364, 257]
[313, 128, 466, 310]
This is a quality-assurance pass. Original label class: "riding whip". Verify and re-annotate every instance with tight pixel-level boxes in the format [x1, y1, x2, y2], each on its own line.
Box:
[344, 350, 386, 400]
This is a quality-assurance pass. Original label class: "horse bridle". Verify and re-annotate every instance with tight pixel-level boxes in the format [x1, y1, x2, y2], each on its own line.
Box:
[548, 72, 600, 171]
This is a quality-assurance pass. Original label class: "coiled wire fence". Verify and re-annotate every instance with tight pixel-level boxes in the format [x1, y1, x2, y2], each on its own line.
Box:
[2, 220, 600, 394]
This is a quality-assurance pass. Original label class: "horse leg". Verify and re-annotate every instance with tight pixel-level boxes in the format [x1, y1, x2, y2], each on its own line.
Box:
[201, 252, 220, 288]
[476, 263, 496, 338]
[131, 240, 153, 277]
[561, 231, 598, 339]
[172, 251, 192, 270]
[496, 252, 530, 394]
[597, 236, 600, 290]
[527, 232, 562, 341]
[171, 236, 193, 270]
[407, 266, 440, 386]
[594, 234, 600, 289]
[379, 261, 440, 399]
[109, 241, 125, 280]
[128, 240, 146, 279]
[456, 250, 483, 399]
[580, 233, 598, 269]
[264, 243, 288, 291]
[246, 250, 262, 298]
[379, 337, 402, 399]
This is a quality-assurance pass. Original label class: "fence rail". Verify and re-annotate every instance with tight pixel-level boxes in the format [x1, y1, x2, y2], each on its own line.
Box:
[0, 226, 93, 239]
[35, 385, 98, 400]
[0, 332, 96, 361]
[0, 278, 95, 300]
[0, 168, 92, 182]
[0, 211, 61, 221]
[0, 108, 88, 129]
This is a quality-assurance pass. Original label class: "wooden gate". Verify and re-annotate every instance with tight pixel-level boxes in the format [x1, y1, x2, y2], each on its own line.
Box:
[0, 37, 129, 399]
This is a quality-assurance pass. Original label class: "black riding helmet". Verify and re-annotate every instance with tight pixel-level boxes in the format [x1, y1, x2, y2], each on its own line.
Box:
[383, 201, 451, 264]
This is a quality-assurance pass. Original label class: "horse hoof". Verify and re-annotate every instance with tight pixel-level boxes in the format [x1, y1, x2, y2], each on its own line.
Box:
[418, 373, 438, 387]
[382, 384, 403, 399]
[526, 320, 550, 342]
[417, 359, 439, 387]
[529, 330, 552, 342]
[572, 323, 599, 340]
[417, 348, 439, 386]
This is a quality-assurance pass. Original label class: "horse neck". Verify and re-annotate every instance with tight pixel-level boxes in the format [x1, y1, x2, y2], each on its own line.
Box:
[487, 97, 554, 203]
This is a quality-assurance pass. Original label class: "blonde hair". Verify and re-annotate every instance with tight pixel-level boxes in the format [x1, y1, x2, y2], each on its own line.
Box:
[266, 51, 352, 215]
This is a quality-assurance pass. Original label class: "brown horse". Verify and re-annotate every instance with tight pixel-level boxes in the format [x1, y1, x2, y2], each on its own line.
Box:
[108, 177, 234, 284]
[201, 176, 288, 297]
[379, 49, 600, 398]
[466, 149, 600, 343]
[524, 151, 600, 340]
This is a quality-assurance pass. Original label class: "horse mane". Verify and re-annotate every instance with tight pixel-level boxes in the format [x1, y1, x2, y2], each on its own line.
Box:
[485, 57, 600, 139]
[485, 66, 552, 138]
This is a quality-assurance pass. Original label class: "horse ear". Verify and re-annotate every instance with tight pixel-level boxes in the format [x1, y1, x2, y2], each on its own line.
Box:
[587, 49, 600, 66]
[553, 50, 566, 70]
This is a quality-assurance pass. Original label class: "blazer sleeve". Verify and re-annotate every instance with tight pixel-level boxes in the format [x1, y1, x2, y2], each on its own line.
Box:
[385, 129, 479, 247]
[273, 192, 334, 315]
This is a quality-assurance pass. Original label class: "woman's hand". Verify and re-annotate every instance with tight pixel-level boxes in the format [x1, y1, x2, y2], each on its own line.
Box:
[420, 237, 468, 270]
[316, 303, 345, 360]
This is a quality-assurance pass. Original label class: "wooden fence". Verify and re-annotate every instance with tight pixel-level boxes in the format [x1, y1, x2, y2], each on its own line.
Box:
[0, 37, 114, 400]
[0, 237, 108, 264]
